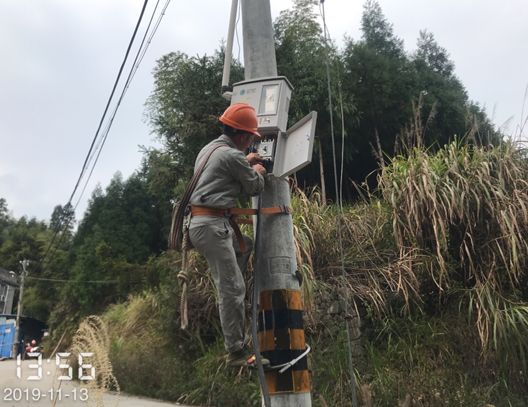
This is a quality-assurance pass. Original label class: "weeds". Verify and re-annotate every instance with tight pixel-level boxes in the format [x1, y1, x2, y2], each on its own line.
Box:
[379, 140, 528, 363]
[70, 315, 120, 407]
[99, 140, 528, 405]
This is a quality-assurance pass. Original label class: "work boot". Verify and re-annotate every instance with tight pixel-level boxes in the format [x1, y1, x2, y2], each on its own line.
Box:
[226, 346, 270, 368]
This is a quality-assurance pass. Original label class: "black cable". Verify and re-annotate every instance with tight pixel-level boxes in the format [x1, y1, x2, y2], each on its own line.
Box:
[69, 0, 150, 208]
[45, 0, 172, 269]
[73, 0, 171, 214]
[40, 0, 150, 267]
[42, 0, 171, 271]
[252, 193, 271, 407]
[26, 276, 118, 284]
[72, 0, 165, 212]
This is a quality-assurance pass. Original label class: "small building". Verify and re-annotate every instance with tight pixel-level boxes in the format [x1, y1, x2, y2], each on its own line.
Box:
[0, 267, 18, 315]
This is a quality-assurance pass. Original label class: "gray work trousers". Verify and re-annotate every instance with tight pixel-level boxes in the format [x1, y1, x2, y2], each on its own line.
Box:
[189, 216, 252, 353]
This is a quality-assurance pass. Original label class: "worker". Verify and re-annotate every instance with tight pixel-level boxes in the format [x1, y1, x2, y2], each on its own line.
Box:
[188, 103, 269, 367]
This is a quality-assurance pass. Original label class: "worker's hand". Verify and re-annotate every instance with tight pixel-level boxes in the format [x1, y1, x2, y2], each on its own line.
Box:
[246, 152, 264, 165]
[252, 163, 266, 176]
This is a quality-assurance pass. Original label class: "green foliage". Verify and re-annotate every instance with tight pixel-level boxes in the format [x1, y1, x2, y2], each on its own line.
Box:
[1, 2, 517, 404]
[361, 0, 405, 58]
[379, 140, 528, 379]
[342, 1, 416, 186]
[274, 0, 355, 200]
[362, 315, 527, 406]
[138, 148, 178, 241]
[339, 1, 501, 194]
[0, 198, 75, 321]
[274, 0, 331, 122]
[104, 292, 260, 406]
[0, 198, 10, 243]
[146, 49, 244, 190]
[48, 171, 166, 336]
[49, 202, 75, 234]
[0, 215, 47, 271]
[141, 1, 501, 204]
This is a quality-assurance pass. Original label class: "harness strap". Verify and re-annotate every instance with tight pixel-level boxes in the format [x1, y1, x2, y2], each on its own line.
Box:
[190, 205, 293, 251]
[170, 143, 226, 250]
[190, 205, 292, 217]
[260, 205, 292, 215]
[228, 217, 248, 253]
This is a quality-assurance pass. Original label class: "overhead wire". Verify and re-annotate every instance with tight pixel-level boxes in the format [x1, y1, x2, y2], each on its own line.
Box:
[68, 0, 150, 209]
[40, 0, 168, 268]
[73, 0, 168, 213]
[320, 1, 359, 406]
[43, 0, 172, 275]
[26, 276, 118, 284]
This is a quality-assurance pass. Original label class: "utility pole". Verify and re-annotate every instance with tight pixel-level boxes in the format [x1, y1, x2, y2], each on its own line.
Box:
[12, 259, 29, 358]
[241, 1, 312, 405]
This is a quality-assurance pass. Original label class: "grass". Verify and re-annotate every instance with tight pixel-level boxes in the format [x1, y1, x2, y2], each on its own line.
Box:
[88, 140, 528, 405]
[69, 315, 120, 407]
[379, 140, 528, 365]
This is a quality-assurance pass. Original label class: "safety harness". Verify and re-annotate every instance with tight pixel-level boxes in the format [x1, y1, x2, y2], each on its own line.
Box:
[190, 205, 292, 252]
[171, 144, 309, 406]
[169, 142, 292, 330]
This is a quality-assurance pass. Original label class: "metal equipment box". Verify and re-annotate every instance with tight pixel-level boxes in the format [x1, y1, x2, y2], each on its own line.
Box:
[231, 76, 293, 135]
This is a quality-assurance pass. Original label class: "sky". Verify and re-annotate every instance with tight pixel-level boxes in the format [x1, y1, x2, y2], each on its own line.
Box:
[1, 0, 527, 223]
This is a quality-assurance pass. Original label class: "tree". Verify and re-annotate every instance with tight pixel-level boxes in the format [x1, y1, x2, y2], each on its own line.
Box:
[361, 0, 404, 58]
[411, 30, 500, 147]
[0, 216, 47, 271]
[138, 147, 178, 242]
[274, 0, 350, 201]
[146, 49, 244, 194]
[49, 203, 75, 235]
[0, 198, 11, 246]
[0, 198, 8, 224]
[48, 172, 164, 317]
[342, 0, 415, 185]
[415, 30, 454, 77]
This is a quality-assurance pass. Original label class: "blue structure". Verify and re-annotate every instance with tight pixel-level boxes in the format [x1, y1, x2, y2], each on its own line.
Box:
[0, 321, 15, 358]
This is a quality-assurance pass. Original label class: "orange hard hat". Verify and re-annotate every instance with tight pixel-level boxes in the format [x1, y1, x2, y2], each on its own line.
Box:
[219, 103, 261, 138]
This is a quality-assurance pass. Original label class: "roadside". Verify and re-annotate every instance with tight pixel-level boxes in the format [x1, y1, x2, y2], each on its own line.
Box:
[0, 358, 190, 407]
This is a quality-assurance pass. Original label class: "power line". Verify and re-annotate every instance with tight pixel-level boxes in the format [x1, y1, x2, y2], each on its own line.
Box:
[69, 0, 150, 208]
[73, 0, 165, 210]
[50, 0, 173, 267]
[40, 0, 150, 267]
[42, 0, 173, 272]
[73, 0, 172, 214]
[26, 276, 118, 284]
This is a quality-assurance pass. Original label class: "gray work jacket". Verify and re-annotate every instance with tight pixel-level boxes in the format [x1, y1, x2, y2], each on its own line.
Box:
[189, 135, 264, 211]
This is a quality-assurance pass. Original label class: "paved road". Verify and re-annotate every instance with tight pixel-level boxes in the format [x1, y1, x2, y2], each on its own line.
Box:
[0, 359, 189, 407]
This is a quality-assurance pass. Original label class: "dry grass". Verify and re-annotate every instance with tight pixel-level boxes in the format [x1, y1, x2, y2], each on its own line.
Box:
[70, 315, 120, 407]
[379, 139, 528, 362]
[291, 187, 425, 319]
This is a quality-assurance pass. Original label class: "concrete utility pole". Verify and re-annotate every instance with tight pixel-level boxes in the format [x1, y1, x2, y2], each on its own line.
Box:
[12, 259, 29, 358]
[241, 1, 312, 406]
